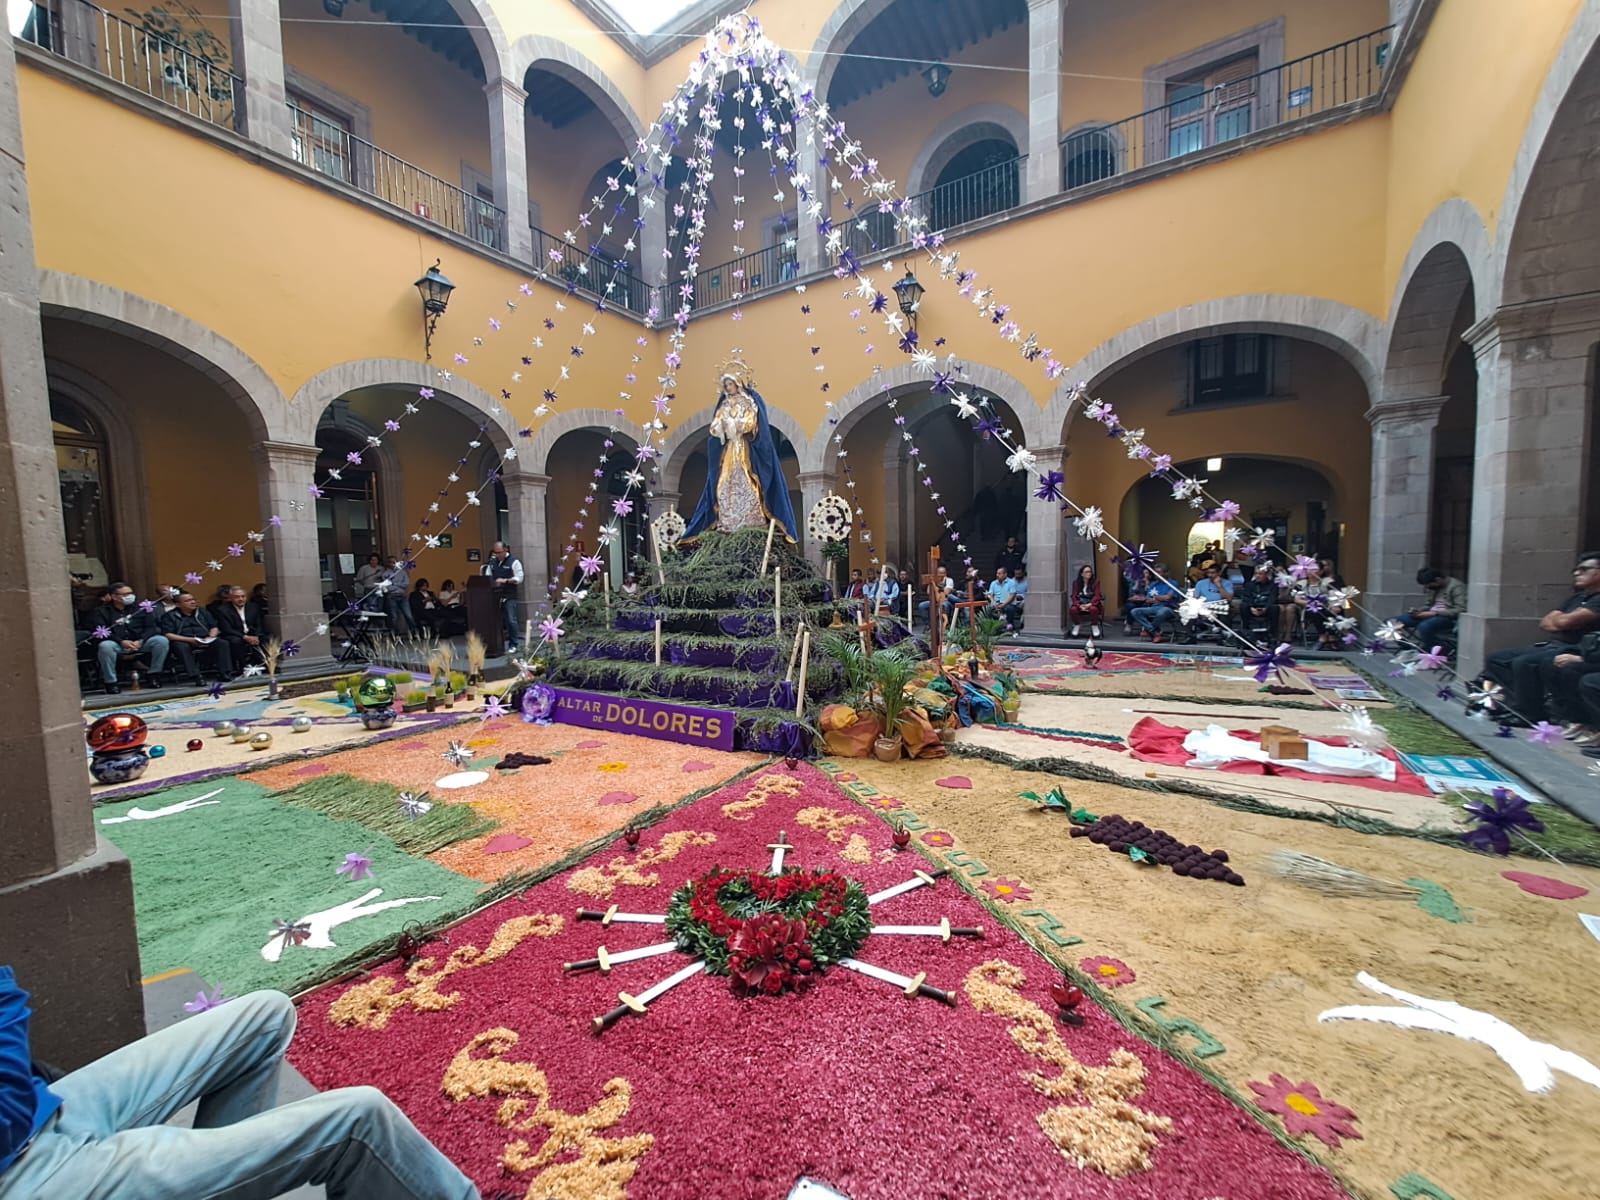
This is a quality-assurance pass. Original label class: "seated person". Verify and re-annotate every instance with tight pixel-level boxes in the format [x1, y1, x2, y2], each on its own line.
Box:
[619, 573, 642, 599]
[210, 585, 264, 676]
[436, 578, 463, 608]
[862, 572, 900, 615]
[916, 566, 955, 626]
[987, 566, 1021, 627]
[408, 578, 440, 634]
[1481, 553, 1600, 725]
[1291, 567, 1337, 648]
[1129, 573, 1181, 641]
[352, 552, 385, 598]
[1189, 566, 1236, 638]
[160, 591, 234, 684]
[87, 582, 170, 695]
[249, 583, 271, 620]
[1545, 631, 1600, 744]
[1237, 563, 1282, 635]
[1069, 565, 1103, 637]
[0, 966, 477, 1198]
[1011, 567, 1029, 630]
[1395, 566, 1465, 647]
[1122, 576, 1151, 636]
[843, 569, 867, 602]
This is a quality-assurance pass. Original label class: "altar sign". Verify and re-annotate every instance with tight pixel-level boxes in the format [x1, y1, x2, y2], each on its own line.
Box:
[552, 688, 736, 751]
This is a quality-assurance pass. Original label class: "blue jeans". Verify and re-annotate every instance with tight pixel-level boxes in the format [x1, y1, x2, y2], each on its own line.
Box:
[501, 595, 520, 646]
[1397, 612, 1456, 647]
[97, 635, 169, 684]
[0, 991, 475, 1200]
[1130, 605, 1176, 634]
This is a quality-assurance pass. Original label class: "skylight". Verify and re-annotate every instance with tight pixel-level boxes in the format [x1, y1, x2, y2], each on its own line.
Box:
[608, 0, 702, 35]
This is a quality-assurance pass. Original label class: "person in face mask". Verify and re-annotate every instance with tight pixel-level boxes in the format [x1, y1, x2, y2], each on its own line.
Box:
[86, 582, 170, 695]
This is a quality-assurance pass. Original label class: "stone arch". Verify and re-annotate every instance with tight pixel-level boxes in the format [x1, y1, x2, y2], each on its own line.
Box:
[37, 272, 289, 445]
[803, 0, 895, 104]
[1492, 0, 1600, 308]
[287, 358, 517, 452]
[806, 360, 1049, 475]
[1380, 225, 1482, 407]
[1044, 294, 1384, 440]
[524, 407, 649, 479]
[314, 402, 408, 559]
[906, 102, 1028, 196]
[510, 34, 645, 147]
[441, 0, 513, 87]
[659, 401, 809, 497]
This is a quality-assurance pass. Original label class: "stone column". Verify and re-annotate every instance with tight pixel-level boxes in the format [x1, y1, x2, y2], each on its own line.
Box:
[0, 33, 144, 1067]
[228, 0, 293, 155]
[1457, 296, 1600, 674]
[795, 116, 824, 273]
[486, 76, 533, 263]
[640, 201, 670, 313]
[1023, 444, 1066, 631]
[1363, 395, 1447, 623]
[252, 441, 330, 660]
[796, 470, 837, 565]
[1024, 0, 1065, 205]
[879, 447, 910, 570]
[503, 470, 550, 592]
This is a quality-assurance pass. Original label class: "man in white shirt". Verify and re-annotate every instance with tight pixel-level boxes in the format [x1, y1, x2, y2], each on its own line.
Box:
[481, 541, 524, 648]
[916, 566, 955, 627]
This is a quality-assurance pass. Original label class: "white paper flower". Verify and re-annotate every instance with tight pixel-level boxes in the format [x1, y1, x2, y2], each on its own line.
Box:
[1073, 506, 1105, 540]
[1339, 705, 1389, 751]
[951, 393, 979, 420]
[1177, 589, 1210, 624]
[1005, 448, 1036, 473]
[1375, 619, 1406, 645]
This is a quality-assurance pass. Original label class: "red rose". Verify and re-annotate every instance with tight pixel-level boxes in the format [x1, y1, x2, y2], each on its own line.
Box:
[762, 973, 784, 994]
[797, 958, 814, 973]
[784, 945, 799, 962]
[815, 917, 829, 928]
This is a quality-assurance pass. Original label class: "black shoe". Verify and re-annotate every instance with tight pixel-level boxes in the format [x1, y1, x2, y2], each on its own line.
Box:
[189, 675, 205, 687]
[1582, 743, 1600, 758]
[103, 682, 120, 695]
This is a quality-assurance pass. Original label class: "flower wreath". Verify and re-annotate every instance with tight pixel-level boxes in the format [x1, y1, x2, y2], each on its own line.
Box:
[652, 509, 688, 551]
[805, 494, 853, 544]
[666, 866, 872, 996]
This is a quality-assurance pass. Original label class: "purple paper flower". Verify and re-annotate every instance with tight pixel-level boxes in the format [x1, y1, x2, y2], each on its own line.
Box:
[137, 599, 157, 614]
[1121, 544, 1160, 582]
[1460, 788, 1544, 855]
[346, 451, 363, 466]
[483, 695, 508, 720]
[92, 624, 112, 640]
[612, 498, 634, 516]
[184, 572, 203, 585]
[267, 515, 283, 528]
[539, 616, 565, 643]
[578, 555, 603, 575]
[1290, 554, 1319, 579]
[1216, 499, 1242, 521]
[384, 419, 401, 433]
[336, 852, 374, 882]
[270, 919, 312, 948]
[1033, 470, 1065, 503]
[208, 681, 226, 700]
[281, 640, 300, 658]
[1528, 721, 1565, 746]
[418, 387, 434, 400]
[1244, 642, 1297, 684]
[226, 544, 245, 558]
[308, 484, 324, 499]
[183, 985, 230, 1014]
[1415, 645, 1450, 671]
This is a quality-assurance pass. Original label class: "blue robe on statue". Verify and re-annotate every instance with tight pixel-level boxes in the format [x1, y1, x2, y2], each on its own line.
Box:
[682, 384, 799, 543]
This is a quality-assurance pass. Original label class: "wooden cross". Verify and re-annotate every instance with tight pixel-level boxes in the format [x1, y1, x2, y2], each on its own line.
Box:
[951, 578, 987, 668]
[921, 552, 946, 661]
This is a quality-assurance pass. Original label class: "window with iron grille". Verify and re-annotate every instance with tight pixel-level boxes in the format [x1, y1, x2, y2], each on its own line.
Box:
[289, 92, 354, 183]
[1190, 334, 1272, 404]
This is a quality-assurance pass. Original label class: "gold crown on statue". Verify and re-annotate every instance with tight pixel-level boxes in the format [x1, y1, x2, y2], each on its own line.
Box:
[715, 356, 755, 390]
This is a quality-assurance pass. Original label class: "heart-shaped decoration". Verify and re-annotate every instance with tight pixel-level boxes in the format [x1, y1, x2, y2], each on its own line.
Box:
[482, 833, 532, 855]
[1502, 871, 1590, 900]
[668, 866, 871, 997]
[936, 775, 973, 789]
[1049, 981, 1084, 1010]
[597, 790, 640, 806]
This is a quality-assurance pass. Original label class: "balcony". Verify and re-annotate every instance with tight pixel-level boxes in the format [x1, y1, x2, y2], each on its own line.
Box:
[529, 227, 655, 318]
[288, 102, 508, 254]
[15, 0, 241, 132]
[1061, 26, 1394, 192]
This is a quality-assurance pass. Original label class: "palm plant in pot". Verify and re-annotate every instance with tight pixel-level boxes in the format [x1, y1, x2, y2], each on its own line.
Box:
[868, 647, 918, 762]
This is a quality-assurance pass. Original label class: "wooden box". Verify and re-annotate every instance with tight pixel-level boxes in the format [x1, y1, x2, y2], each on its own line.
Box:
[1260, 724, 1309, 760]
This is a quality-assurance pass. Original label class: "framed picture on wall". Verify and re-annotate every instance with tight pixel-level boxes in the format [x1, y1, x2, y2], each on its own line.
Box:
[439, 534, 454, 548]
[466, 549, 482, 563]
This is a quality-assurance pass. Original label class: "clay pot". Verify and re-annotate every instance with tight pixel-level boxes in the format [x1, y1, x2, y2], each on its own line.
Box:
[871, 734, 903, 763]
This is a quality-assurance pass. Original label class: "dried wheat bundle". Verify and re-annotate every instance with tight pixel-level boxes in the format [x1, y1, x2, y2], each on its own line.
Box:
[1267, 850, 1420, 899]
[465, 631, 487, 678]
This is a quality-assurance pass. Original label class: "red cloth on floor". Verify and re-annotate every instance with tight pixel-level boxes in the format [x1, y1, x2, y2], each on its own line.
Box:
[1126, 716, 1433, 795]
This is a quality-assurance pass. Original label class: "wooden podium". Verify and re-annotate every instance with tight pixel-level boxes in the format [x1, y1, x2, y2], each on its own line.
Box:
[466, 575, 505, 658]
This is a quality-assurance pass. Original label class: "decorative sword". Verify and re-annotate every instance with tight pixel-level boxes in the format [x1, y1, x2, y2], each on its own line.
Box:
[767, 830, 794, 874]
[563, 941, 681, 974]
[592, 960, 707, 1033]
[576, 906, 668, 926]
[867, 867, 950, 906]
[837, 957, 958, 1006]
[869, 917, 982, 943]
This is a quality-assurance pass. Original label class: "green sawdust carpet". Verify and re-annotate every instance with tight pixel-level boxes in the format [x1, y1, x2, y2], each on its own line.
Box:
[97, 777, 482, 995]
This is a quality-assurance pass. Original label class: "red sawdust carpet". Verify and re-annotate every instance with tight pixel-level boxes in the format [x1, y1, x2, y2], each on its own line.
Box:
[288, 764, 1350, 1200]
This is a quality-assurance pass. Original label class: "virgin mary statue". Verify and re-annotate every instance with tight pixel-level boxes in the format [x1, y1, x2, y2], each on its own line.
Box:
[681, 361, 799, 544]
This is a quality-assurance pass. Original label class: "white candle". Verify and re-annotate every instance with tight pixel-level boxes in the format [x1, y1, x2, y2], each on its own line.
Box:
[773, 566, 782, 637]
[794, 629, 811, 717]
[758, 517, 777, 578]
[654, 618, 663, 667]
[905, 583, 913, 626]
[603, 571, 611, 624]
[652, 523, 664, 576]
[785, 623, 803, 683]
[876, 564, 890, 616]
[524, 619, 533, 649]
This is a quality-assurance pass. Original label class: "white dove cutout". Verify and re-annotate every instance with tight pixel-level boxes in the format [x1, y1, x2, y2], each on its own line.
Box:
[1319, 972, 1600, 1095]
[100, 788, 224, 825]
[260, 887, 442, 962]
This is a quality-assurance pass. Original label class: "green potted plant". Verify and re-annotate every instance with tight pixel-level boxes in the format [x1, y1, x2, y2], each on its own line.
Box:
[449, 670, 467, 700]
[869, 648, 917, 763]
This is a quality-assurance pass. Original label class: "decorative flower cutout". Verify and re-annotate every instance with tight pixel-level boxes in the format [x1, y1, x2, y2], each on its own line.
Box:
[1248, 1074, 1362, 1148]
[920, 830, 954, 847]
[1079, 956, 1137, 988]
[980, 877, 1033, 904]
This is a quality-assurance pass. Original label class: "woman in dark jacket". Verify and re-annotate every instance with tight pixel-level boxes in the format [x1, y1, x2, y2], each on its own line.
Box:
[1069, 564, 1104, 637]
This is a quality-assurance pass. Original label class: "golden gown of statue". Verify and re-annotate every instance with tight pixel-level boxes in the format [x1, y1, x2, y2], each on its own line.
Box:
[709, 376, 771, 534]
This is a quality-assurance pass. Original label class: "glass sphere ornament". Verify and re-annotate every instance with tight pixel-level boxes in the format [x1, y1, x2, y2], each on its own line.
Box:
[291, 716, 313, 733]
[249, 731, 273, 751]
[87, 713, 148, 754]
[214, 721, 236, 738]
[359, 705, 397, 731]
[89, 748, 149, 785]
[186, 739, 204, 752]
[355, 676, 397, 709]
[230, 726, 254, 744]
[148, 745, 166, 759]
